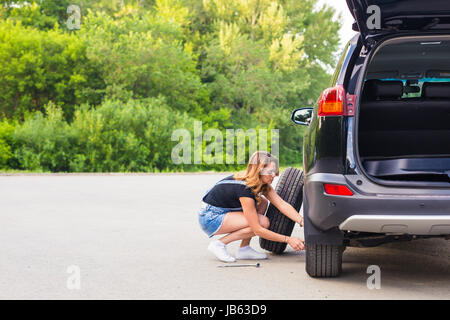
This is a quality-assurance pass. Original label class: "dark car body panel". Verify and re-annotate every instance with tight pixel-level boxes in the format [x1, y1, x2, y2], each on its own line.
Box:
[302, 35, 360, 178]
[300, 29, 450, 245]
[305, 173, 450, 232]
[346, 0, 450, 38]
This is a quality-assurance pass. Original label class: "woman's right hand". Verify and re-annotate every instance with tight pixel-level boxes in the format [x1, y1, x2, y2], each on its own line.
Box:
[287, 237, 305, 251]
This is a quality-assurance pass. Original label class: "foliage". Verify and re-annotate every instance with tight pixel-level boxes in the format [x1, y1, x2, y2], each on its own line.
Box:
[78, 9, 217, 122]
[0, 2, 58, 30]
[69, 98, 191, 172]
[0, 0, 342, 171]
[0, 20, 102, 120]
[12, 99, 196, 172]
[12, 102, 76, 171]
[0, 118, 15, 168]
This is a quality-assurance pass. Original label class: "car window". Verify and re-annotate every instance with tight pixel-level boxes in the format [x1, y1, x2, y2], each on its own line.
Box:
[330, 41, 351, 87]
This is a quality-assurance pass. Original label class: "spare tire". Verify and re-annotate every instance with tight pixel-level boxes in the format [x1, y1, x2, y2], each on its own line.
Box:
[259, 167, 304, 254]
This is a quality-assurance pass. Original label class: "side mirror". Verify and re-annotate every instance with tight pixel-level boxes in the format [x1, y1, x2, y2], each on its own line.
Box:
[291, 107, 313, 126]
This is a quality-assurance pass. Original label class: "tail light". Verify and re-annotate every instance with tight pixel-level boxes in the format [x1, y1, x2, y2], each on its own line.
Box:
[324, 183, 354, 196]
[318, 85, 345, 116]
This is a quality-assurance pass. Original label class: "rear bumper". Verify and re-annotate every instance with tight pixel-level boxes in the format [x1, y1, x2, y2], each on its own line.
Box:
[339, 215, 450, 235]
[304, 173, 450, 235]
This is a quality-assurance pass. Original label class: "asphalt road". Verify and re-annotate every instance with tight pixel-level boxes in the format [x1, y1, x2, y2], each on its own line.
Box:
[0, 173, 449, 299]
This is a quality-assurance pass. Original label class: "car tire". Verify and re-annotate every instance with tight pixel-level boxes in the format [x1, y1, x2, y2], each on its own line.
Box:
[306, 243, 344, 277]
[259, 167, 304, 254]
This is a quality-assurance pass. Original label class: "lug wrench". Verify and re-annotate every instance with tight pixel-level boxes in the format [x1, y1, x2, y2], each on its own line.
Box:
[217, 263, 260, 268]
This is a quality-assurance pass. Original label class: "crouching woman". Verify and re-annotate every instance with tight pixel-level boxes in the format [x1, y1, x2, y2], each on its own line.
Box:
[198, 151, 305, 262]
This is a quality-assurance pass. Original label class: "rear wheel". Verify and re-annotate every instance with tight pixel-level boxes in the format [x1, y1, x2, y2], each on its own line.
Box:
[305, 243, 344, 277]
[259, 167, 304, 254]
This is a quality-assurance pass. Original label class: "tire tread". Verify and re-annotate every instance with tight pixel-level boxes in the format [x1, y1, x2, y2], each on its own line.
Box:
[259, 167, 304, 254]
[306, 243, 343, 277]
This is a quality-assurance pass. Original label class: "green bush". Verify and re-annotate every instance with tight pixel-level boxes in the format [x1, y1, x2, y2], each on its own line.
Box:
[10, 97, 288, 172]
[0, 118, 15, 168]
[78, 9, 230, 129]
[70, 98, 193, 172]
[12, 102, 76, 171]
[11, 98, 196, 172]
[0, 20, 102, 120]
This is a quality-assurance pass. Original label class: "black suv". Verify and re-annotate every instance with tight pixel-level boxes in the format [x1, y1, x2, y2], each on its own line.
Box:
[260, 0, 450, 277]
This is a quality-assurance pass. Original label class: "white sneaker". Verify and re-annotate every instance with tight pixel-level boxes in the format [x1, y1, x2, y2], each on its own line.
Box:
[235, 246, 268, 260]
[208, 240, 236, 263]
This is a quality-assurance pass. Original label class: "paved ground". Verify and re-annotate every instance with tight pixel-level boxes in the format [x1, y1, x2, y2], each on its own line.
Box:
[0, 174, 449, 299]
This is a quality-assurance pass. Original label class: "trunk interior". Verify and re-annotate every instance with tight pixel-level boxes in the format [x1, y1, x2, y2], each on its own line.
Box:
[357, 37, 450, 183]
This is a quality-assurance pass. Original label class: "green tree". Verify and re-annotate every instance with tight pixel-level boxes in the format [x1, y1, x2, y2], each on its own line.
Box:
[0, 0, 342, 171]
[79, 5, 230, 128]
[183, 0, 341, 165]
[0, 2, 58, 30]
[0, 0, 72, 26]
[0, 20, 103, 120]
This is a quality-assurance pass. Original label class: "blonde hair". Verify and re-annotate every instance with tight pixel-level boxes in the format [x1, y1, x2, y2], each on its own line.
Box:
[233, 151, 279, 204]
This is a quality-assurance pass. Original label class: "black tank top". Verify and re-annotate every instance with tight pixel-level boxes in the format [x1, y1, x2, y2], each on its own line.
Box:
[202, 175, 257, 210]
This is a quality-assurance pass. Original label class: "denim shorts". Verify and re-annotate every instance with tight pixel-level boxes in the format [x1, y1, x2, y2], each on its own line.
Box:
[198, 203, 239, 238]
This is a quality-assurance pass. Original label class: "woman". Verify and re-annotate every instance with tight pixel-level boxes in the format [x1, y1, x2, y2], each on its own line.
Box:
[198, 151, 305, 262]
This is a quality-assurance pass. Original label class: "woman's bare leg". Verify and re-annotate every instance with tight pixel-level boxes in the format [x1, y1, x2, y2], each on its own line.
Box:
[213, 197, 270, 246]
[219, 226, 254, 245]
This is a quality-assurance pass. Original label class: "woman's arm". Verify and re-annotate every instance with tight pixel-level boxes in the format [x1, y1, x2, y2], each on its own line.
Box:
[264, 185, 303, 226]
[240, 197, 304, 251]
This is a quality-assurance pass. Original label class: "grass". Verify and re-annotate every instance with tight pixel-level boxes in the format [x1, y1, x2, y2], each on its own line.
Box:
[0, 162, 303, 174]
[0, 169, 48, 174]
